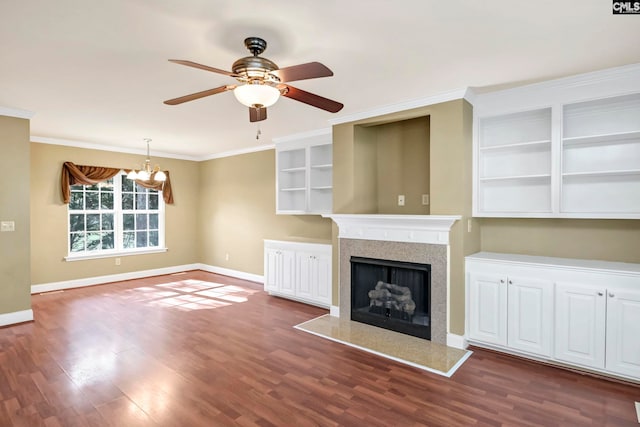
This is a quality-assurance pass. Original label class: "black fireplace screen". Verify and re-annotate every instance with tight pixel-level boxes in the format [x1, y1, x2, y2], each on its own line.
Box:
[350, 256, 431, 340]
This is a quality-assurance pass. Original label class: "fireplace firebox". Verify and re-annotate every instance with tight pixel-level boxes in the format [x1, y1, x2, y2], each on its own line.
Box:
[350, 256, 431, 340]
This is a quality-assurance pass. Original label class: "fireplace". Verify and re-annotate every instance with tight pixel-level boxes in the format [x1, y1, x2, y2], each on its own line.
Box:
[351, 256, 431, 340]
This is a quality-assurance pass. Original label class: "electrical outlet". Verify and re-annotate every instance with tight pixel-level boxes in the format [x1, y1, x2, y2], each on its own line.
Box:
[422, 194, 429, 205]
[467, 219, 472, 233]
[398, 195, 405, 206]
[115, 257, 121, 266]
[0, 221, 15, 232]
[225, 253, 230, 261]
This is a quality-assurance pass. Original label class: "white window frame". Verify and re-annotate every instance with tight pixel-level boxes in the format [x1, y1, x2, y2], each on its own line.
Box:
[65, 171, 167, 261]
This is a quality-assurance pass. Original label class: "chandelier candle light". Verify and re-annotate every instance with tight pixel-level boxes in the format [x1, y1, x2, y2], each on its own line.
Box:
[127, 138, 166, 182]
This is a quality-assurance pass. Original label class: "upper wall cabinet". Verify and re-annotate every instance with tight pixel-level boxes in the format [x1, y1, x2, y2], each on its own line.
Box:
[473, 64, 640, 219]
[275, 129, 332, 215]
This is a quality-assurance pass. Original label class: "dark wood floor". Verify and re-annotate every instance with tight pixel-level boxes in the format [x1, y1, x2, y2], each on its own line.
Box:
[1, 271, 638, 426]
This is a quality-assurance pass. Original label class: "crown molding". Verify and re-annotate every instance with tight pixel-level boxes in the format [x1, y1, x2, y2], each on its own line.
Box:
[31, 136, 201, 161]
[0, 106, 35, 119]
[199, 143, 275, 161]
[272, 127, 331, 144]
[328, 88, 470, 125]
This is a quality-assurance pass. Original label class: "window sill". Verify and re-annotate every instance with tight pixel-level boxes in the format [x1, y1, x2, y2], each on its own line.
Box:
[64, 247, 168, 262]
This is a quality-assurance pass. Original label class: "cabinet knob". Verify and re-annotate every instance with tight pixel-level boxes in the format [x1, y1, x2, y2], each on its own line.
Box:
[597, 292, 603, 296]
[608, 292, 615, 298]
[508, 280, 512, 285]
[500, 279, 504, 284]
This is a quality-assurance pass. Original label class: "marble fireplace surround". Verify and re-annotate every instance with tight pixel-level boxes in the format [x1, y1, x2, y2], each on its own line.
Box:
[324, 215, 461, 345]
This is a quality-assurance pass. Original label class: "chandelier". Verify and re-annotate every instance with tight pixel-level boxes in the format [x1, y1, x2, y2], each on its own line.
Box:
[127, 138, 166, 182]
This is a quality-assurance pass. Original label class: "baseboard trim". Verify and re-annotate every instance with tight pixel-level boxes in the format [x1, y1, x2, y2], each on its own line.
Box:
[0, 309, 34, 327]
[447, 333, 467, 350]
[329, 305, 340, 317]
[196, 264, 264, 284]
[31, 264, 201, 294]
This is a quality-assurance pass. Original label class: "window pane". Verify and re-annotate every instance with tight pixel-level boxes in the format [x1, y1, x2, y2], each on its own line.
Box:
[102, 232, 114, 249]
[70, 232, 85, 252]
[148, 194, 158, 210]
[136, 231, 147, 248]
[101, 192, 113, 210]
[70, 192, 84, 210]
[149, 214, 158, 229]
[122, 193, 133, 210]
[86, 233, 101, 250]
[136, 183, 146, 193]
[100, 179, 114, 192]
[87, 183, 99, 191]
[86, 214, 100, 231]
[86, 192, 99, 210]
[123, 214, 134, 231]
[102, 214, 113, 231]
[136, 214, 147, 230]
[121, 177, 133, 192]
[70, 184, 84, 190]
[70, 214, 85, 232]
[149, 231, 159, 247]
[123, 232, 135, 249]
[136, 193, 147, 209]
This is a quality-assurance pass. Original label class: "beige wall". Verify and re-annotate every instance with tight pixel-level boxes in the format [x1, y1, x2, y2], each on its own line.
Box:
[480, 218, 640, 263]
[374, 117, 430, 214]
[30, 143, 200, 285]
[0, 116, 31, 315]
[198, 149, 332, 276]
[333, 99, 479, 335]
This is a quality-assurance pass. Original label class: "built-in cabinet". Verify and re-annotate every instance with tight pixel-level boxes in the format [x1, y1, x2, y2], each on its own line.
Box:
[275, 130, 332, 214]
[466, 252, 640, 381]
[264, 240, 331, 308]
[473, 65, 640, 218]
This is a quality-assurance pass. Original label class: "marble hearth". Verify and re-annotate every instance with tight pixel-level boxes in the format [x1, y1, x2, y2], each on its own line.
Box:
[324, 215, 461, 345]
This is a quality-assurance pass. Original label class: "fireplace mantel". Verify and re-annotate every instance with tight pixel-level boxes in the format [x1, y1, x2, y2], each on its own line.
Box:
[323, 214, 461, 245]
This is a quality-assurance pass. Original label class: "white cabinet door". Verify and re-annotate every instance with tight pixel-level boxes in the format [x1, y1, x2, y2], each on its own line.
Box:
[507, 276, 554, 357]
[279, 249, 296, 296]
[313, 252, 332, 305]
[296, 252, 315, 300]
[468, 272, 508, 346]
[264, 248, 280, 292]
[605, 289, 640, 378]
[554, 283, 606, 369]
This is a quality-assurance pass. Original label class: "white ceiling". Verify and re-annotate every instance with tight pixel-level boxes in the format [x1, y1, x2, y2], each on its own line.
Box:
[2, 0, 639, 159]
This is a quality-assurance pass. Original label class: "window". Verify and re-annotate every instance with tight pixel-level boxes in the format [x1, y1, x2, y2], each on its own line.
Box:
[67, 172, 165, 259]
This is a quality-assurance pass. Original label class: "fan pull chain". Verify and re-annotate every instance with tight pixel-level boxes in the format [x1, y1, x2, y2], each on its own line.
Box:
[256, 124, 262, 140]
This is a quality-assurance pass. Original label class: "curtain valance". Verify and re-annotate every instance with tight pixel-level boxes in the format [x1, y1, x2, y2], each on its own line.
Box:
[61, 162, 174, 204]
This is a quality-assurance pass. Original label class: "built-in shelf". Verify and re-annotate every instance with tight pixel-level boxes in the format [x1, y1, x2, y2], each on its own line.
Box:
[474, 69, 640, 218]
[562, 130, 640, 146]
[562, 169, 640, 178]
[280, 167, 306, 173]
[276, 130, 333, 214]
[480, 174, 551, 182]
[479, 139, 551, 151]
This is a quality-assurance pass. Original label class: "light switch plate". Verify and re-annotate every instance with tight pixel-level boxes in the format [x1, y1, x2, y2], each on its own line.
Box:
[398, 195, 405, 206]
[1, 221, 15, 232]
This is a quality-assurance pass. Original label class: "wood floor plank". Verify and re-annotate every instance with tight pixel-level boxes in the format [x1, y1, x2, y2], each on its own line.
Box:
[0, 270, 638, 426]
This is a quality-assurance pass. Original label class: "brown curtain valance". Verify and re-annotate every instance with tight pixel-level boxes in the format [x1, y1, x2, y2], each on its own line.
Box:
[61, 161, 174, 204]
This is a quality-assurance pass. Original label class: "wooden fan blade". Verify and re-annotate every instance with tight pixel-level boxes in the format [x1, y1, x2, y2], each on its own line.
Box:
[249, 106, 267, 122]
[280, 85, 343, 113]
[168, 59, 237, 77]
[164, 85, 235, 105]
[272, 62, 333, 83]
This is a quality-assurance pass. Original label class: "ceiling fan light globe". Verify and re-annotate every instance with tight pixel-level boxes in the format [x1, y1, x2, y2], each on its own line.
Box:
[233, 84, 280, 108]
[154, 170, 167, 182]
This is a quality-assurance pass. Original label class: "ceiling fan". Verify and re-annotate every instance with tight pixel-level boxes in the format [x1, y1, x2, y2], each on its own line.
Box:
[164, 37, 344, 122]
